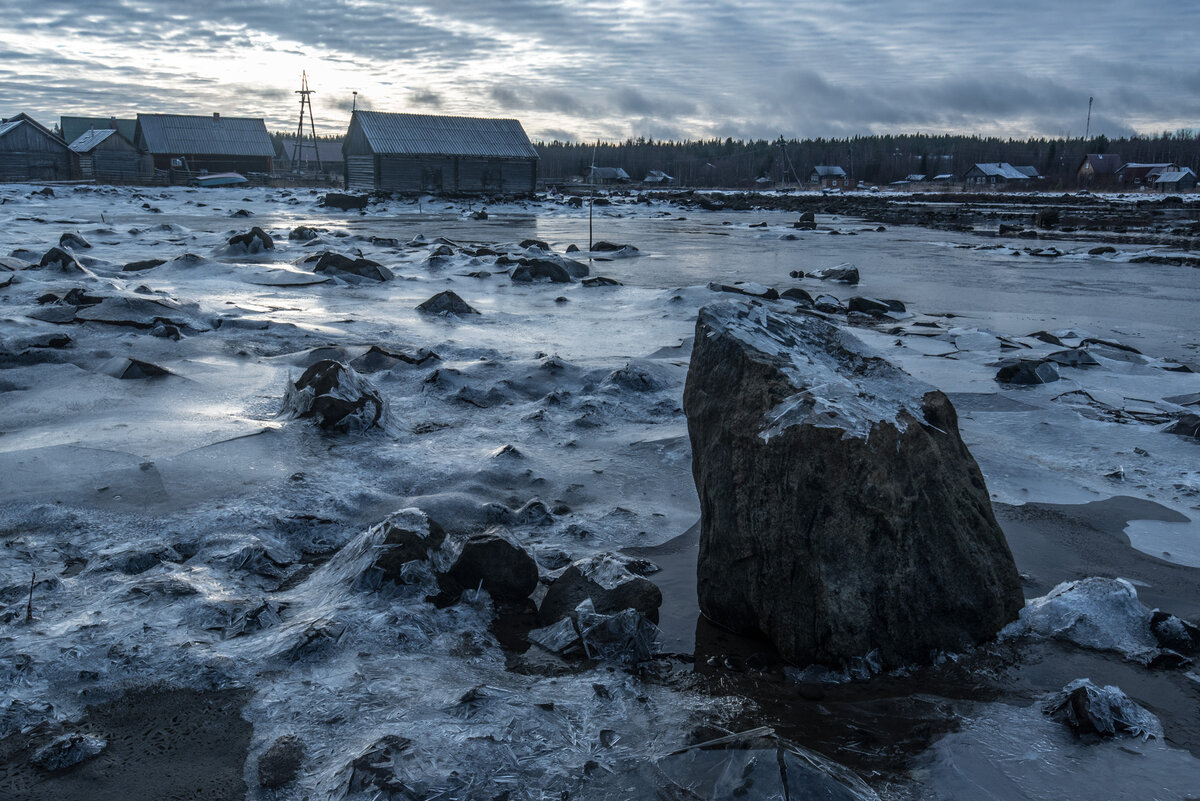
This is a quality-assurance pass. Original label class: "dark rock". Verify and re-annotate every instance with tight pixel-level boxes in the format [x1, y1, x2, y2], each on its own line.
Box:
[289, 225, 320, 241]
[780, 287, 814, 305]
[520, 238, 550, 250]
[310, 252, 392, 281]
[788, 270, 805, 278]
[58, 232, 91, 250]
[1033, 208, 1060, 228]
[347, 735, 416, 796]
[813, 294, 845, 314]
[37, 246, 87, 273]
[996, 359, 1060, 384]
[582, 276, 621, 287]
[1046, 349, 1100, 368]
[538, 553, 663, 625]
[1027, 330, 1066, 346]
[100, 357, 172, 379]
[227, 227, 274, 253]
[1089, 245, 1117, 255]
[349, 345, 438, 373]
[370, 509, 447, 582]
[122, 258, 165, 272]
[591, 241, 636, 252]
[416, 290, 479, 315]
[1164, 414, 1200, 440]
[469, 209, 488, 220]
[442, 529, 539, 604]
[566, 243, 580, 253]
[809, 264, 859, 284]
[683, 301, 1023, 669]
[1043, 678, 1161, 738]
[707, 281, 779, 300]
[280, 360, 388, 433]
[229, 208, 253, 218]
[150, 323, 181, 339]
[32, 732, 107, 771]
[320, 192, 369, 211]
[510, 260, 572, 283]
[846, 296, 892, 315]
[258, 735, 304, 789]
[1080, 337, 1140, 354]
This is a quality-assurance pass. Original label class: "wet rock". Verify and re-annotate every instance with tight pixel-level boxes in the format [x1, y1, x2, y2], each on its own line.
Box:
[780, 287, 814, 305]
[684, 301, 1023, 669]
[1043, 679, 1161, 739]
[32, 732, 107, 770]
[122, 258, 165, 272]
[575, 599, 660, 663]
[416, 290, 479, 315]
[258, 734, 304, 789]
[1033, 208, 1060, 228]
[37, 246, 87, 273]
[520, 238, 550, 250]
[469, 209, 488, 220]
[369, 509, 446, 582]
[280, 360, 388, 433]
[310, 251, 393, 282]
[847, 296, 904, 315]
[288, 225, 320, 241]
[582, 276, 621, 287]
[510, 260, 572, 283]
[227, 226, 274, 253]
[591, 241, 636, 252]
[1164, 414, 1200, 440]
[809, 264, 859, 284]
[320, 192, 369, 211]
[441, 528, 539, 604]
[1150, 610, 1199, 653]
[813, 294, 845, 314]
[566, 243, 580, 252]
[1027, 330, 1066, 346]
[708, 281, 779, 300]
[1089, 245, 1117, 255]
[538, 553, 663, 625]
[99, 356, 172, 379]
[995, 359, 1060, 384]
[601, 362, 668, 392]
[58, 232, 91, 250]
[349, 345, 438, 373]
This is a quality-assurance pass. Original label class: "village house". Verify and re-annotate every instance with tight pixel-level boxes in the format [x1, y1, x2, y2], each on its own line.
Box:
[68, 128, 142, 184]
[60, 116, 136, 147]
[963, 162, 1031, 186]
[1076, 153, 1122, 187]
[342, 111, 538, 194]
[587, 166, 630, 184]
[1117, 162, 1179, 187]
[810, 165, 847, 188]
[1152, 167, 1197, 193]
[134, 113, 275, 177]
[642, 169, 674, 185]
[0, 113, 73, 182]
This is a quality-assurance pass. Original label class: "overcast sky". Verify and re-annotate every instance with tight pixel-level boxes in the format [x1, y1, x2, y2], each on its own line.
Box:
[3, 1, 1197, 143]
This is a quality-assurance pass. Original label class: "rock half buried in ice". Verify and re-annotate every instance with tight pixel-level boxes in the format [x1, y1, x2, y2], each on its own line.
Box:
[32, 732, 107, 771]
[416, 290, 479, 315]
[538, 553, 663, 626]
[280, 359, 389, 433]
[1003, 577, 1161, 664]
[1043, 678, 1162, 739]
[439, 528, 539, 605]
[684, 300, 1023, 669]
[99, 356, 172, 379]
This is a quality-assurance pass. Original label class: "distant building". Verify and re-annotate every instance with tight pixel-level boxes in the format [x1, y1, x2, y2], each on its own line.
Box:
[930, 173, 955, 184]
[963, 163, 1031, 186]
[642, 169, 675, 184]
[135, 113, 275, 176]
[1076, 154, 1122, 186]
[60, 116, 136, 146]
[68, 128, 143, 184]
[1152, 168, 1197, 193]
[276, 137, 345, 176]
[905, 174, 926, 182]
[810, 165, 847, 188]
[0, 113, 73, 182]
[587, 166, 631, 184]
[342, 111, 538, 194]
[1013, 165, 1043, 179]
[1117, 162, 1178, 187]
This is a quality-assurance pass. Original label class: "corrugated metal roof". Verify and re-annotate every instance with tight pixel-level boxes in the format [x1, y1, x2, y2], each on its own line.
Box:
[1155, 169, 1196, 183]
[813, 165, 847, 177]
[1014, 165, 1042, 178]
[971, 162, 1030, 180]
[589, 166, 629, 180]
[352, 111, 538, 159]
[137, 114, 275, 157]
[0, 120, 23, 138]
[68, 128, 119, 152]
[61, 117, 136, 144]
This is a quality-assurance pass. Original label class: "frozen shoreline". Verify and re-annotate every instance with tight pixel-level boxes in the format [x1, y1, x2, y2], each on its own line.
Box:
[0, 183, 1198, 799]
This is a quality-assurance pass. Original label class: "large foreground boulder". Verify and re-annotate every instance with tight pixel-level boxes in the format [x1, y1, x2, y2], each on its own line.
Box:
[280, 359, 389, 433]
[683, 301, 1023, 669]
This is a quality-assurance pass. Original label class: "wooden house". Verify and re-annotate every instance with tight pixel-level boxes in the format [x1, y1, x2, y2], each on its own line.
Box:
[963, 163, 1031, 186]
[60, 117, 136, 146]
[68, 129, 143, 184]
[587, 166, 630, 184]
[810, 165, 847, 188]
[1117, 162, 1178, 187]
[1152, 168, 1197, 193]
[1076, 154, 1122, 187]
[135, 113, 274, 176]
[342, 111, 538, 194]
[0, 113, 73, 182]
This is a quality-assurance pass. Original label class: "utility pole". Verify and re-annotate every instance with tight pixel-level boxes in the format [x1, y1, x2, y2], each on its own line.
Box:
[292, 71, 321, 173]
[1085, 96, 1093, 142]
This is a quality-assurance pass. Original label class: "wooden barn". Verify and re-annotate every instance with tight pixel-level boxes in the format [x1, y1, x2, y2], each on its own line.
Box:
[68, 128, 143, 184]
[0, 113, 73, 182]
[135, 113, 274, 176]
[342, 111, 538, 194]
[60, 116, 136, 147]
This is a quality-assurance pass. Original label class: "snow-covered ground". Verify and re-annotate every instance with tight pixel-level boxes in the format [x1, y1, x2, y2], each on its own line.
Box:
[0, 183, 1197, 799]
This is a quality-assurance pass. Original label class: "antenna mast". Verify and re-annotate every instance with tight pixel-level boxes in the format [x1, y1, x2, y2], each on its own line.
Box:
[292, 71, 322, 173]
[1084, 96, 1093, 141]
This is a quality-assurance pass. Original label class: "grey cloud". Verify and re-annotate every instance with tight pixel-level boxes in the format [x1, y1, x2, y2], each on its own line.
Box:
[409, 89, 443, 108]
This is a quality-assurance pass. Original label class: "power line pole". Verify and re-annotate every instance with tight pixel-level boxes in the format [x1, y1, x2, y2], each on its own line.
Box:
[1084, 96, 1093, 142]
[292, 71, 321, 173]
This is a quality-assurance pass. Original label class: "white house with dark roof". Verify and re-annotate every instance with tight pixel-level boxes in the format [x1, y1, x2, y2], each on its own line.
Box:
[342, 110, 538, 194]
